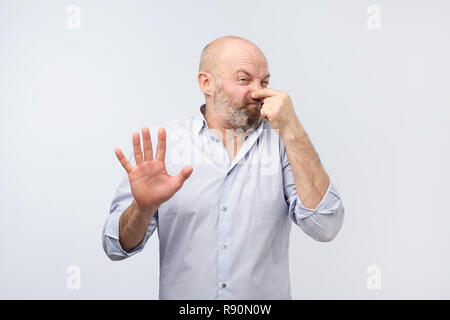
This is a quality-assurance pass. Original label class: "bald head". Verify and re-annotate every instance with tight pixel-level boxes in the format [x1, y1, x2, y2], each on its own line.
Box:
[199, 36, 267, 78]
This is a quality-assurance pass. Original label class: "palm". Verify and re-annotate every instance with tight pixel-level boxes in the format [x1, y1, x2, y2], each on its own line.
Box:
[115, 127, 193, 210]
[129, 160, 181, 209]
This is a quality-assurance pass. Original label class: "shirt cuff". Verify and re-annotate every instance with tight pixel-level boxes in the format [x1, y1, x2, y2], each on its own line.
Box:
[102, 205, 147, 259]
[293, 180, 343, 220]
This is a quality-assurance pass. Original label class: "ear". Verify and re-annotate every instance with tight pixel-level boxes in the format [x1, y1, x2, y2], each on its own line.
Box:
[198, 71, 215, 98]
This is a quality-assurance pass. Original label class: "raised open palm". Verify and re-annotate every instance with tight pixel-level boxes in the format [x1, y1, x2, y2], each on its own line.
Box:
[114, 127, 193, 210]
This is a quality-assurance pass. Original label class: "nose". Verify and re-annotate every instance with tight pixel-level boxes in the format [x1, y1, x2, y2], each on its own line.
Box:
[249, 81, 263, 102]
[251, 79, 263, 91]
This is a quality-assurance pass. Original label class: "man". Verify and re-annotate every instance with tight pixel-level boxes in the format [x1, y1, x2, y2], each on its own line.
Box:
[102, 36, 344, 299]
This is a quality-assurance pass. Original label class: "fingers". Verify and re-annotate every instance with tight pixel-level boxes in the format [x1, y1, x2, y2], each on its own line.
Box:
[251, 88, 280, 100]
[260, 108, 270, 122]
[156, 128, 166, 162]
[132, 132, 144, 165]
[114, 148, 134, 173]
[125, 127, 164, 168]
[175, 166, 193, 184]
[142, 126, 153, 161]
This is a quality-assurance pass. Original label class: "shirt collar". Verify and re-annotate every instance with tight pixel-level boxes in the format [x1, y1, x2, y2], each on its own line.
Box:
[193, 104, 207, 134]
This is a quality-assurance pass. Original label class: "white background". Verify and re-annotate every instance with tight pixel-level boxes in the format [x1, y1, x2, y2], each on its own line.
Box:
[1, 0, 449, 299]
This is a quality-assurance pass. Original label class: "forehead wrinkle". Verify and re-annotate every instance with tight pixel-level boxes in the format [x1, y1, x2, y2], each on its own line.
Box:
[236, 68, 271, 80]
[226, 57, 269, 79]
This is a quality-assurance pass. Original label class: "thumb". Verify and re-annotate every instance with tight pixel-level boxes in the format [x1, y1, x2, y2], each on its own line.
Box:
[175, 165, 193, 184]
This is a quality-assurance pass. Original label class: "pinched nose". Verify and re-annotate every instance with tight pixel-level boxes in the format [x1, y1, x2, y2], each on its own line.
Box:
[248, 92, 262, 105]
[247, 96, 262, 105]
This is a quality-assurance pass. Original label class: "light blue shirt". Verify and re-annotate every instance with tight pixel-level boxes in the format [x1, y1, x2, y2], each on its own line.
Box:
[102, 104, 345, 299]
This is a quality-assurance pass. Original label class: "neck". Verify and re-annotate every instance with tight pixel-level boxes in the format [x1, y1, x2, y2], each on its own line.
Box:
[204, 102, 230, 128]
[203, 103, 248, 162]
[204, 102, 237, 140]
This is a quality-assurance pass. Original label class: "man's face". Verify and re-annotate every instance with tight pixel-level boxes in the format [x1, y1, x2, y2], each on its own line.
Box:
[212, 45, 270, 132]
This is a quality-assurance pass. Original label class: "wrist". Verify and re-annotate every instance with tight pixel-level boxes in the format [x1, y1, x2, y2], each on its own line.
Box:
[132, 200, 158, 218]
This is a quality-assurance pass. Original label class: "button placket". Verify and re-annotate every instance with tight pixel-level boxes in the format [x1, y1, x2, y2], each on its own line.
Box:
[217, 175, 232, 297]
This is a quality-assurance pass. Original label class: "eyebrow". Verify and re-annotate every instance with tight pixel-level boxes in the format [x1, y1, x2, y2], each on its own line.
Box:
[236, 69, 270, 80]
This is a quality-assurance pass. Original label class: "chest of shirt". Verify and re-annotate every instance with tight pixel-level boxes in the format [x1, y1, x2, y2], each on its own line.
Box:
[159, 126, 289, 232]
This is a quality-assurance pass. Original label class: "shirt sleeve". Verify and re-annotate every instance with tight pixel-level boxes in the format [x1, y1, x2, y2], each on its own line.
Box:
[280, 137, 345, 242]
[102, 154, 158, 261]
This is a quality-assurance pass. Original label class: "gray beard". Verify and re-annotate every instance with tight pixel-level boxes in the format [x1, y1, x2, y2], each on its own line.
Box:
[213, 85, 262, 133]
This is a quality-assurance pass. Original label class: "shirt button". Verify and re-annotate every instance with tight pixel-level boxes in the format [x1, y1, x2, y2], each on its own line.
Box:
[221, 206, 227, 212]
[221, 244, 227, 249]
[221, 283, 227, 288]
